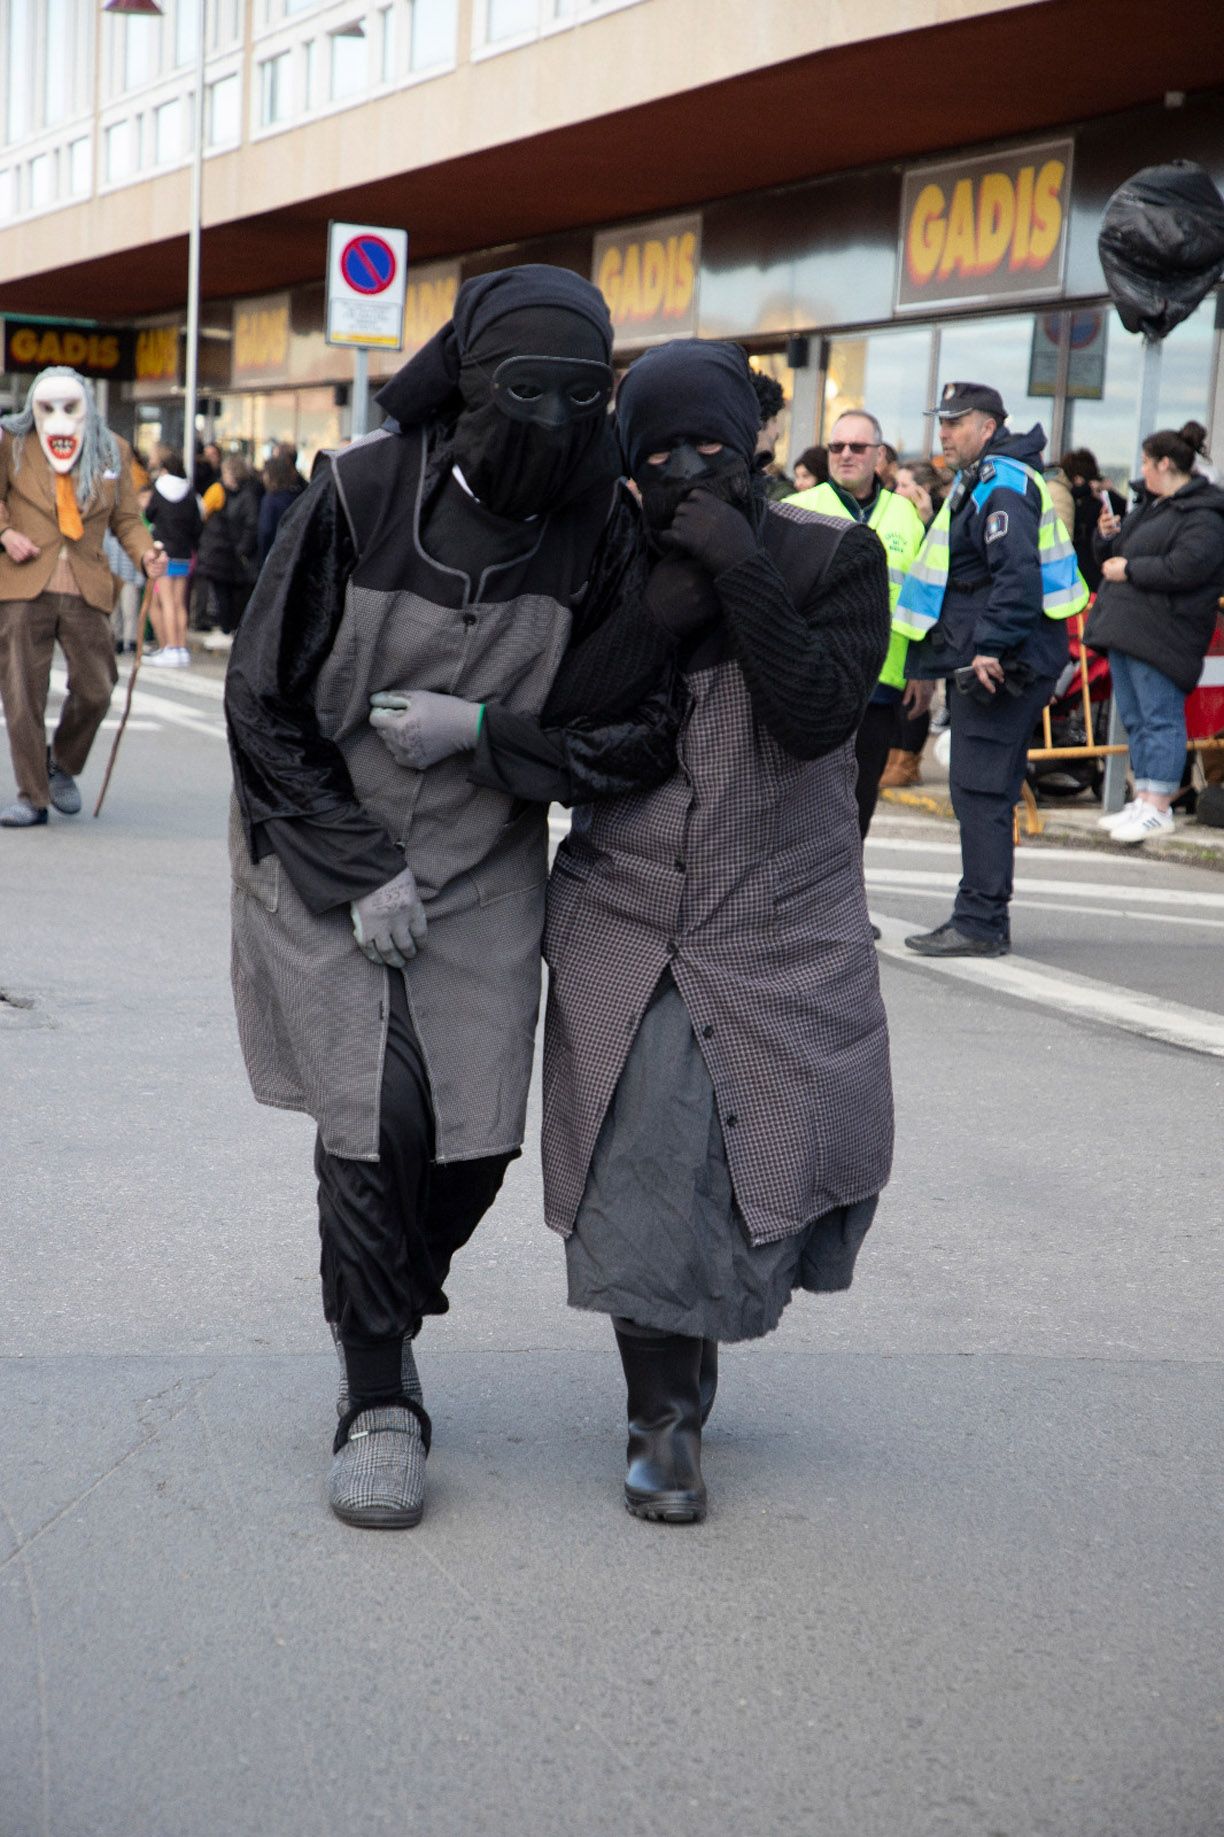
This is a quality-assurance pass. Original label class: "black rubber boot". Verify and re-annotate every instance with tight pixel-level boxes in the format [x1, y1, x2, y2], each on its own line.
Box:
[700, 1340, 718, 1427]
[613, 1320, 707, 1524]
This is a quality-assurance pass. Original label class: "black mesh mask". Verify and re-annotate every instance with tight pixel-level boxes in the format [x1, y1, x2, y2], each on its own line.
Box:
[637, 442, 752, 544]
[451, 305, 616, 520]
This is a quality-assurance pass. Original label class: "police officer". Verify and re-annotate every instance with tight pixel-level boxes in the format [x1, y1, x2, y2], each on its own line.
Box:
[895, 382, 1088, 956]
[787, 408, 926, 836]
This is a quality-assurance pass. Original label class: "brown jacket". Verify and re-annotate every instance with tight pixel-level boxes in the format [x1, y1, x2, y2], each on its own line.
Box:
[0, 429, 150, 611]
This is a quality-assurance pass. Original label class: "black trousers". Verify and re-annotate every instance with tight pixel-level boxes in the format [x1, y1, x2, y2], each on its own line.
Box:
[854, 700, 901, 838]
[948, 675, 1056, 940]
[315, 972, 513, 1356]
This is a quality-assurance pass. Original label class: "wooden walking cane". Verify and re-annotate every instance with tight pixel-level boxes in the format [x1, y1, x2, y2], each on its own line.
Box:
[93, 575, 156, 818]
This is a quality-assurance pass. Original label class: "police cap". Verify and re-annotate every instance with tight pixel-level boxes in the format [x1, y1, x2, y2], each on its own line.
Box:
[926, 381, 1008, 421]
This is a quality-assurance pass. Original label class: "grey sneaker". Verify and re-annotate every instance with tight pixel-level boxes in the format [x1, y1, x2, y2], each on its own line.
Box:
[0, 798, 48, 828]
[47, 754, 82, 816]
[328, 1400, 431, 1529]
[332, 1326, 423, 1416]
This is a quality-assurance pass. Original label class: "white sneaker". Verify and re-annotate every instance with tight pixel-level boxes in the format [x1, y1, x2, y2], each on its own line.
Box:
[1109, 803, 1174, 844]
[1097, 801, 1136, 831]
[172, 647, 192, 668]
[146, 649, 178, 668]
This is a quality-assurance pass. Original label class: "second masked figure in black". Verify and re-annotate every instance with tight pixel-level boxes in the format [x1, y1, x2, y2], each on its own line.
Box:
[225, 267, 679, 1530]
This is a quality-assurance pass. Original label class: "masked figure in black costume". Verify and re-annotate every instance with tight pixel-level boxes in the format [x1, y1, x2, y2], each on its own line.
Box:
[225, 267, 679, 1529]
[417, 340, 895, 1522]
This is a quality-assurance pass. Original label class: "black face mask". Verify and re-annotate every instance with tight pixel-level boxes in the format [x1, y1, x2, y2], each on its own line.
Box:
[637, 442, 753, 540]
[450, 309, 615, 521]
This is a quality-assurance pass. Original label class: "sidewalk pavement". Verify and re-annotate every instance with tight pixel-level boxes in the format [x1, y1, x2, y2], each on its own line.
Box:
[883, 739, 1224, 872]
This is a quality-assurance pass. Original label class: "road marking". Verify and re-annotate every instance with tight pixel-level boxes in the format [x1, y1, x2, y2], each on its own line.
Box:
[865, 835, 1170, 868]
[49, 668, 227, 740]
[866, 866, 1224, 911]
[871, 888, 1224, 932]
[873, 915, 1224, 1058]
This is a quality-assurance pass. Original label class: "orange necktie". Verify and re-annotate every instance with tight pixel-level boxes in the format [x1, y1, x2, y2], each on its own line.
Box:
[55, 472, 84, 542]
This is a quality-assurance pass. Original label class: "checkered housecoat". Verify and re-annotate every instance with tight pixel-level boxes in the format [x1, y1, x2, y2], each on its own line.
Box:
[541, 507, 895, 1246]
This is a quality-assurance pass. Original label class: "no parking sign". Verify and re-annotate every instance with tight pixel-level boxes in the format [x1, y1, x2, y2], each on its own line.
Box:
[326, 220, 409, 349]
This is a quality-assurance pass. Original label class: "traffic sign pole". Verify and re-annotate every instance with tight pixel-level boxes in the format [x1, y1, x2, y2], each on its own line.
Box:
[352, 347, 370, 440]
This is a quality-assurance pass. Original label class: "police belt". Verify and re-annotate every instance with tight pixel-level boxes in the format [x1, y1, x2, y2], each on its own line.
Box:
[947, 575, 990, 595]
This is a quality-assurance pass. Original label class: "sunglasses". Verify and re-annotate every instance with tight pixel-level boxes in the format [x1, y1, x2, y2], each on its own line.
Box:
[828, 440, 878, 455]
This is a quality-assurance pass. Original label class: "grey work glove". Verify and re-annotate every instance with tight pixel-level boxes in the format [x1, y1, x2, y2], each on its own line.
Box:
[350, 865, 428, 968]
[369, 690, 484, 769]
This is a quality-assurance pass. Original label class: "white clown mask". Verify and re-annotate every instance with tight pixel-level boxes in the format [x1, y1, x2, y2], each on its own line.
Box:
[31, 373, 88, 474]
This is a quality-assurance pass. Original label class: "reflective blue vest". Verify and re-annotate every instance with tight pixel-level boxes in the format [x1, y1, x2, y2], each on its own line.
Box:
[894, 456, 1089, 640]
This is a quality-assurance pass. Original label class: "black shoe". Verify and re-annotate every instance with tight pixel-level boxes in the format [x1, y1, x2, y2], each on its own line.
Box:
[613, 1322, 707, 1523]
[870, 923, 881, 941]
[699, 1339, 718, 1427]
[904, 921, 1008, 958]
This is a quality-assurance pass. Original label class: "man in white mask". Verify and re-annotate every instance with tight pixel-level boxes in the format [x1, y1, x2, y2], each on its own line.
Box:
[0, 366, 165, 827]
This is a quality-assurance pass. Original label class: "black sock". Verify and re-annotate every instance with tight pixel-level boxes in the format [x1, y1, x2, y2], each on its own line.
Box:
[344, 1336, 402, 1406]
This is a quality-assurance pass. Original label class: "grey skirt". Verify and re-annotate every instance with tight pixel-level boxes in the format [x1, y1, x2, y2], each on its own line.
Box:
[565, 977, 878, 1343]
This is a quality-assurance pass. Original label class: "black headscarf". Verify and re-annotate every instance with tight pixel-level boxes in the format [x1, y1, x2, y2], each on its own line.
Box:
[616, 339, 762, 543]
[375, 265, 618, 519]
[615, 339, 761, 477]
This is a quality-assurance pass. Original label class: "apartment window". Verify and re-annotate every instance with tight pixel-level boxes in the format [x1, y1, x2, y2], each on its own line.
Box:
[485, 0, 537, 41]
[104, 119, 134, 182]
[329, 27, 367, 101]
[5, 0, 35, 144]
[124, 14, 159, 90]
[411, 0, 456, 69]
[285, 0, 319, 13]
[68, 136, 91, 197]
[378, 7, 395, 82]
[44, 0, 75, 127]
[176, 0, 202, 65]
[154, 97, 181, 163]
[207, 73, 240, 146]
[29, 152, 54, 210]
[260, 51, 292, 124]
[0, 168, 15, 219]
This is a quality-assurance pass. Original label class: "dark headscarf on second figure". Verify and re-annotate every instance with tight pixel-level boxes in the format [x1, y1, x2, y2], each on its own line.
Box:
[616, 338, 763, 636]
[375, 264, 618, 521]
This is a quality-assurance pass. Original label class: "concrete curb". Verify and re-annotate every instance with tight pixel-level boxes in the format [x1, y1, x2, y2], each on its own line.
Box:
[879, 786, 1224, 874]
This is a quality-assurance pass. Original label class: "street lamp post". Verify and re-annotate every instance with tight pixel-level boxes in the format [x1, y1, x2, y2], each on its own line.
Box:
[104, 0, 206, 469]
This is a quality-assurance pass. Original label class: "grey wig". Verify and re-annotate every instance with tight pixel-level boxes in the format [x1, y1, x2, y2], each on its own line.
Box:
[0, 367, 121, 509]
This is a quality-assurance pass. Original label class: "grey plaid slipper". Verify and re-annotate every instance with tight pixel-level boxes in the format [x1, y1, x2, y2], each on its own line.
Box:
[47, 753, 82, 816]
[328, 1398, 432, 1530]
[331, 1327, 424, 1415]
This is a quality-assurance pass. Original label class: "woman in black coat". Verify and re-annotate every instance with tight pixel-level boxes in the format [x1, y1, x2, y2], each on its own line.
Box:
[1087, 426, 1224, 844]
[197, 455, 263, 634]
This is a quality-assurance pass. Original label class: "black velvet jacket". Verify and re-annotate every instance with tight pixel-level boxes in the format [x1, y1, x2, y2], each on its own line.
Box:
[224, 434, 682, 910]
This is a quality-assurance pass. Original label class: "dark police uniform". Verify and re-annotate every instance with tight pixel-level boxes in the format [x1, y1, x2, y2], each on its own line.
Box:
[904, 424, 1068, 943]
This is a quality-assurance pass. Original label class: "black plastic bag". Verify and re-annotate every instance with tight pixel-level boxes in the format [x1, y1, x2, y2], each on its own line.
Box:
[1098, 160, 1224, 341]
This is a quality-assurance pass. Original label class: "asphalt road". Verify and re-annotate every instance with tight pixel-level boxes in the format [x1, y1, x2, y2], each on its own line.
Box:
[2, 660, 1222, 1837]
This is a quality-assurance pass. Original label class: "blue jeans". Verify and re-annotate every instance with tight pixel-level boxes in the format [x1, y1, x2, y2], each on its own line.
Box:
[1108, 651, 1187, 796]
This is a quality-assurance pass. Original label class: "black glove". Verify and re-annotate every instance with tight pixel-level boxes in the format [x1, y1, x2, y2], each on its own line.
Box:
[661, 488, 759, 577]
[642, 554, 722, 638]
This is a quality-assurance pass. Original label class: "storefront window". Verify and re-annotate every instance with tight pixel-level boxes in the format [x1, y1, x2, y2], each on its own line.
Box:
[823, 326, 932, 458]
[1062, 295, 1220, 490]
[747, 353, 795, 474]
[295, 387, 343, 478]
[934, 312, 1053, 457]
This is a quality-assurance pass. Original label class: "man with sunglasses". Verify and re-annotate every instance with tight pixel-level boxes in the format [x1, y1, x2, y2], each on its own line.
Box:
[225, 267, 680, 1529]
[787, 409, 926, 838]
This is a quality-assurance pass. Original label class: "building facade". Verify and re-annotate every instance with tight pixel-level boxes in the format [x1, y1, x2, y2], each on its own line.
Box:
[2, 0, 1222, 483]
